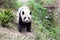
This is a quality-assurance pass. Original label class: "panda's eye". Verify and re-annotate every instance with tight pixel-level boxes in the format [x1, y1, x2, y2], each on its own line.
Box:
[24, 17, 26, 19]
[22, 11, 24, 15]
[28, 17, 30, 20]
[30, 12, 31, 15]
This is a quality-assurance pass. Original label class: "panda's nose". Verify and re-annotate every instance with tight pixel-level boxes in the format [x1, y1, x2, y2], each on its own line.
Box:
[26, 20, 28, 23]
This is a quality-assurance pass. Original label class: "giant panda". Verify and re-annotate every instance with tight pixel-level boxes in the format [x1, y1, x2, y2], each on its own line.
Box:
[17, 6, 32, 32]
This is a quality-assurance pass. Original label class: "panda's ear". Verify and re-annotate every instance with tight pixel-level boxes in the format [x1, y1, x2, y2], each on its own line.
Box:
[30, 12, 32, 15]
[22, 11, 24, 15]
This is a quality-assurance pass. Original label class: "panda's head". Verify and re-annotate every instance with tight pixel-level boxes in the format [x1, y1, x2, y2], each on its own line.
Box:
[20, 7, 32, 23]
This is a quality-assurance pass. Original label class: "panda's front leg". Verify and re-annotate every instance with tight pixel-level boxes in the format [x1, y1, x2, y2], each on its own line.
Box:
[18, 15, 24, 32]
[18, 19, 23, 32]
[18, 24, 23, 32]
[26, 22, 31, 32]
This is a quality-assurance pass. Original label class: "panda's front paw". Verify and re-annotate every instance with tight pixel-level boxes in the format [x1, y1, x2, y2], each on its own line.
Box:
[27, 30, 31, 32]
[19, 29, 22, 32]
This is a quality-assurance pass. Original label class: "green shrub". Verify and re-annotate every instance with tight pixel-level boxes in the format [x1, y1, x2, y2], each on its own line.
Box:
[27, 0, 57, 40]
[10, 1, 23, 10]
[0, 0, 22, 10]
[27, 0, 56, 31]
[0, 9, 15, 27]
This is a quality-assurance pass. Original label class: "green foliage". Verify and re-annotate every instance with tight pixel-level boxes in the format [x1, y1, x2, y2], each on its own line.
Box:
[0, 9, 15, 27]
[27, 0, 57, 40]
[11, 1, 22, 10]
[0, 0, 22, 10]
[42, 0, 55, 5]
[36, 0, 55, 5]
[28, 0, 56, 31]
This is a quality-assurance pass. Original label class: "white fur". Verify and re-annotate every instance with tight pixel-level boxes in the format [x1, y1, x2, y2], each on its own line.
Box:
[16, 6, 31, 23]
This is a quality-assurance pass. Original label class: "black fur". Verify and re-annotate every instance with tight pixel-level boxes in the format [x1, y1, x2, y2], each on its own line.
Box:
[18, 13, 31, 32]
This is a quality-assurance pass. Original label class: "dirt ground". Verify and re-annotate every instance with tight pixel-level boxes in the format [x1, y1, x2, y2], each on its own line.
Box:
[0, 26, 35, 40]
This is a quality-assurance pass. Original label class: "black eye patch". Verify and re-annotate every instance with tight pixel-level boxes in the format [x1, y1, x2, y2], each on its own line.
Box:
[22, 11, 24, 15]
[28, 17, 30, 20]
[30, 12, 31, 15]
[24, 17, 26, 19]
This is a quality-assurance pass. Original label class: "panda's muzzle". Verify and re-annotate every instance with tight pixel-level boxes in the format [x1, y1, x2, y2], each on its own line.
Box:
[26, 20, 29, 23]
